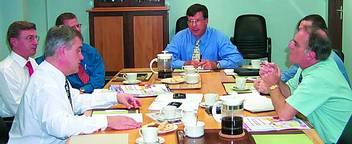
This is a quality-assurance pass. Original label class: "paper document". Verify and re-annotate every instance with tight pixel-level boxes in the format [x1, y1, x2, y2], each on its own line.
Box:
[148, 93, 203, 111]
[253, 134, 313, 144]
[70, 133, 128, 144]
[110, 84, 170, 97]
[92, 109, 143, 123]
[244, 116, 310, 132]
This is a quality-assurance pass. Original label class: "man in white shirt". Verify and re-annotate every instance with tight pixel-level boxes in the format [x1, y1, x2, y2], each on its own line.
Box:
[8, 26, 142, 144]
[0, 21, 39, 140]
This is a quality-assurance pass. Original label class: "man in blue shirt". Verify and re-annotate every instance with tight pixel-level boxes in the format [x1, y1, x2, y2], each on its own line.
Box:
[37, 12, 105, 93]
[165, 4, 243, 69]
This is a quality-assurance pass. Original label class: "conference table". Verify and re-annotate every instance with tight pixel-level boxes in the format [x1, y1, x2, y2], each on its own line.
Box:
[73, 68, 323, 144]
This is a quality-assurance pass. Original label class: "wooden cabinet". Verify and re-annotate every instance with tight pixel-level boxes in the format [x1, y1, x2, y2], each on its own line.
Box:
[88, 7, 169, 73]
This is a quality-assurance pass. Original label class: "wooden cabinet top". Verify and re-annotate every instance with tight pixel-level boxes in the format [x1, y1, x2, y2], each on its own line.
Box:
[88, 6, 168, 13]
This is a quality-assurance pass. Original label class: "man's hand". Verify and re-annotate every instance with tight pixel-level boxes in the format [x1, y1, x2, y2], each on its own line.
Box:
[259, 62, 281, 88]
[107, 116, 141, 130]
[117, 93, 141, 109]
[184, 60, 200, 68]
[198, 60, 217, 70]
[254, 78, 269, 94]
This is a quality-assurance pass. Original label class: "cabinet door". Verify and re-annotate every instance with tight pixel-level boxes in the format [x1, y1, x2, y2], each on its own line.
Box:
[133, 15, 164, 68]
[93, 16, 124, 72]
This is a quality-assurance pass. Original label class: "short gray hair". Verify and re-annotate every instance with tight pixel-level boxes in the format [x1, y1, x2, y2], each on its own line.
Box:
[44, 25, 82, 57]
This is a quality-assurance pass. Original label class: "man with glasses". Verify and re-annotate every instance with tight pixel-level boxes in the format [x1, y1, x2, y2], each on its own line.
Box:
[37, 12, 105, 93]
[0, 21, 39, 140]
[165, 4, 243, 70]
[258, 28, 352, 143]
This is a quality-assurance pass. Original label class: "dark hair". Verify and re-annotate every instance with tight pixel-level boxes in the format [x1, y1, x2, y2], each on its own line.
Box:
[296, 14, 327, 31]
[186, 4, 208, 19]
[55, 12, 77, 26]
[7, 21, 36, 48]
[307, 27, 331, 61]
[44, 25, 82, 58]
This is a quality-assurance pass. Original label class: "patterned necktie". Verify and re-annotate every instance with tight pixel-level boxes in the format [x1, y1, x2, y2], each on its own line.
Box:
[78, 64, 90, 84]
[65, 79, 73, 111]
[192, 40, 201, 61]
[25, 61, 34, 76]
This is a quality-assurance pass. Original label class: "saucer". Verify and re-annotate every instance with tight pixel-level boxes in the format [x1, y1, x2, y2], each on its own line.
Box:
[233, 86, 250, 91]
[122, 80, 141, 85]
[136, 136, 165, 144]
[157, 111, 182, 122]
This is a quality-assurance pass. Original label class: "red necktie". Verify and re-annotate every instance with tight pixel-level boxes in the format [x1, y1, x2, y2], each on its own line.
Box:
[25, 61, 34, 76]
[78, 64, 90, 84]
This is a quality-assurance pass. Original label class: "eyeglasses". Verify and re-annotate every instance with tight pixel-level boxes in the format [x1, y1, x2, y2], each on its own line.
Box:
[19, 35, 40, 42]
[187, 19, 204, 25]
[70, 24, 82, 29]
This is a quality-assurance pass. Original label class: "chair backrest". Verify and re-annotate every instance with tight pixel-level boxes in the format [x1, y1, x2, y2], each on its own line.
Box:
[337, 114, 352, 144]
[175, 16, 188, 34]
[233, 14, 271, 61]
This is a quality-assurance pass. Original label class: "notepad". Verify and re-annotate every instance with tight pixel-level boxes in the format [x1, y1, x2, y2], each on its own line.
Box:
[91, 109, 143, 123]
[70, 133, 128, 144]
[253, 134, 313, 144]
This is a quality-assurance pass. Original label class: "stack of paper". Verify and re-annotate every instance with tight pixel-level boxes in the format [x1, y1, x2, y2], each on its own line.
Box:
[91, 109, 143, 123]
[109, 84, 170, 97]
[244, 116, 310, 132]
[148, 93, 203, 111]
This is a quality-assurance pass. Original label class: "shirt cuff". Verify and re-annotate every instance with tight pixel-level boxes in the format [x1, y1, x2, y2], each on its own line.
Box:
[94, 116, 108, 131]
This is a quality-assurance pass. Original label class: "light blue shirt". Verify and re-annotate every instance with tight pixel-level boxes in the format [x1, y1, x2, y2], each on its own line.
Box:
[281, 51, 350, 87]
[165, 27, 243, 69]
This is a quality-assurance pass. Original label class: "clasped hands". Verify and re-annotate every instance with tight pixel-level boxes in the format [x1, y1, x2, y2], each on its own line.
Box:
[107, 93, 142, 130]
[184, 60, 217, 70]
[254, 62, 281, 94]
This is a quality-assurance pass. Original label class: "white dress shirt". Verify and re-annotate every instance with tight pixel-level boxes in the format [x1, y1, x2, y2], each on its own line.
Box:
[8, 61, 118, 144]
[0, 51, 38, 117]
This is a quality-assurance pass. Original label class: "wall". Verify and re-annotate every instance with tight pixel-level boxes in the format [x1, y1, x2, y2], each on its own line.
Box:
[0, 0, 330, 71]
[343, 0, 352, 82]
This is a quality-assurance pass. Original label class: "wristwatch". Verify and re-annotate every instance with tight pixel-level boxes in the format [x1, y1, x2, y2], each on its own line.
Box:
[269, 84, 279, 91]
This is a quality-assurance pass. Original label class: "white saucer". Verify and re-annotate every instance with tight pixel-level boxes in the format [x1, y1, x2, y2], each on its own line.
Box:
[122, 80, 141, 85]
[157, 111, 182, 121]
[136, 136, 165, 144]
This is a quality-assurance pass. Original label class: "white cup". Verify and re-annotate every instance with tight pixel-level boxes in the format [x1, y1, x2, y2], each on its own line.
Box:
[251, 59, 261, 69]
[160, 105, 177, 120]
[204, 93, 218, 106]
[185, 73, 200, 84]
[184, 121, 205, 138]
[123, 73, 137, 82]
[183, 65, 196, 74]
[139, 127, 158, 143]
[236, 77, 246, 90]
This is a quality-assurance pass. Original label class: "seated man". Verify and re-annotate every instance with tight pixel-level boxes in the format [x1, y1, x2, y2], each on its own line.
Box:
[281, 14, 350, 86]
[9, 26, 141, 143]
[165, 4, 243, 70]
[37, 12, 105, 93]
[0, 21, 39, 138]
[257, 28, 352, 143]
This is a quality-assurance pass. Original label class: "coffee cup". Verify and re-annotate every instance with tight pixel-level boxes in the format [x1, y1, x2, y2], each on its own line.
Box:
[185, 73, 200, 84]
[123, 73, 137, 82]
[251, 59, 261, 69]
[235, 77, 246, 90]
[182, 109, 197, 126]
[184, 121, 205, 138]
[160, 105, 177, 120]
[204, 93, 218, 106]
[183, 65, 196, 74]
[139, 127, 159, 143]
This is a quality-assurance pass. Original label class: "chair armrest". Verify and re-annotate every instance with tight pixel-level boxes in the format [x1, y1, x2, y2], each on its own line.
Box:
[267, 37, 272, 62]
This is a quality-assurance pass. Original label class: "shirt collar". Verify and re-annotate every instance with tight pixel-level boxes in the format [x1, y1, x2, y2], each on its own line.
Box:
[10, 51, 28, 68]
[41, 60, 66, 84]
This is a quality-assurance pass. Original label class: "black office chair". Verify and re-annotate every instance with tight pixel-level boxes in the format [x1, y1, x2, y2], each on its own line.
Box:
[230, 14, 271, 62]
[333, 49, 344, 62]
[175, 16, 188, 34]
[337, 114, 352, 144]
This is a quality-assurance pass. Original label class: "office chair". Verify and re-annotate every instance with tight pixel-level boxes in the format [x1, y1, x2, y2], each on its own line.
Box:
[230, 14, 271, 62]
[337, 114, 352, 144]
[175, 16, 188, 34]
[333, 49, 344, 62]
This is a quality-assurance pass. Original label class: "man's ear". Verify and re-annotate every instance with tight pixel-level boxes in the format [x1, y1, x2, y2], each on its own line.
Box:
[56, 45, 66, 57]
[306, 51, 317, 61]
[9, 37, 17, 48]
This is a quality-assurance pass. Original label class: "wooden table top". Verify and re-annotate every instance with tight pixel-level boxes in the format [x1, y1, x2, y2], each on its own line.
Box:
[71, 68, 323, 144]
